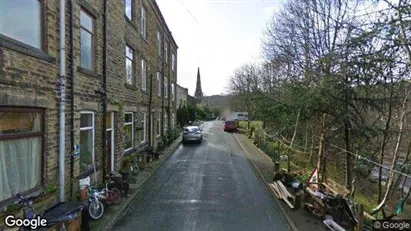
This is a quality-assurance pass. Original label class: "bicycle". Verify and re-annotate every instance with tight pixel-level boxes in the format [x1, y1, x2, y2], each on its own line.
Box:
[12, 193, 85, 231]
[84, 184, 106, 220]
[102, 180, 121, 205]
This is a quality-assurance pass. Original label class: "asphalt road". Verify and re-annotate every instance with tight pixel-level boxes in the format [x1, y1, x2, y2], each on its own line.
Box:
[111, 121, 291, 231]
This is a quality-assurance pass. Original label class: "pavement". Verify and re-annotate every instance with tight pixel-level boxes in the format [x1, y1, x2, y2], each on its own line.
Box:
[88, 136, 183, 230]
[233, 132, 326, 231]
[110, 121, 291, 231]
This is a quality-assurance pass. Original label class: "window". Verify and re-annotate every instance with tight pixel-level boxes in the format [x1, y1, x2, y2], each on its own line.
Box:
[141, 59, 147, 90]
[141, 113, 146, 143]
[0, 108, 43, 201]
[157, 72, 161, 97]
[125, 0, 133, 20]
[171, 83, 175, 101]
[172, 53, 175, 72]
[164, 114, 168, 131]
[164, 77, 168, 99]
[80, 112, 95, 173]
[179, 99, 183, 108]
[126, 45, 134, 85]
[157, 113, 161, 137]
[0, 0, 42, 49]
[124, 112, 134, 151]
[157, 31, 161, 56]
[164, 42, 168, 63]
[80, 10, 95, 70]
[140, 7, 146, 39]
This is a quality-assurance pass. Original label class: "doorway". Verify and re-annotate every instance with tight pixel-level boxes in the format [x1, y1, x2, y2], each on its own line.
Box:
[106, 112, 115, 172]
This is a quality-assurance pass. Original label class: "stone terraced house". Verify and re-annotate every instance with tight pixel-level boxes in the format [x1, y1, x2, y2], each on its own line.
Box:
[0, 0, 178, 217]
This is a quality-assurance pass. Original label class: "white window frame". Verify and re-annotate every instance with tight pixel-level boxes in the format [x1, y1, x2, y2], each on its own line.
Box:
[141, 7, 146, 39]
[80, 10, 95, 71]
[171, 82, 175, 101]
[157, 112, 161, 137]
[157, 31, 161, 56]
[80, 111, 95, 168]
[141, 112, 147, 144]
[106, 112, 115, 171]
[125, 0, 133, 20]
[164, 76, 168, 99]
[141, 59, 147, 91]
[126, 45, 134, 85]
[157, 72, 161, 97]
[172, 53, 175, 72]
[164, 42, 168, 63]
[124, 112, 134, 152]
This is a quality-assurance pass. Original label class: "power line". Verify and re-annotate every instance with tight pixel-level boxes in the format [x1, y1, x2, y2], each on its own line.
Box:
[256, 123, 411, 179]
[179, 0, 201, 26]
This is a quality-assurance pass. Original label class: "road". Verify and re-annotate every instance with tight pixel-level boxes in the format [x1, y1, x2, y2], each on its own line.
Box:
[111, 121, 291, 231]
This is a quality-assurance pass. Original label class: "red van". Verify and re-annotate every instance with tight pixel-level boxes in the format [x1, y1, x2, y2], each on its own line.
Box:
[224, 120, 238, 132]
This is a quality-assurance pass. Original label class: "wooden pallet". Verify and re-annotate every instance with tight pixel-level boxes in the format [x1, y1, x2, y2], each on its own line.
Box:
[269, 181, 295, 209]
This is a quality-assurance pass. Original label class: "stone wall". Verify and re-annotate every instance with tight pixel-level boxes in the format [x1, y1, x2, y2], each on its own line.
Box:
[0, 0, 178, 217]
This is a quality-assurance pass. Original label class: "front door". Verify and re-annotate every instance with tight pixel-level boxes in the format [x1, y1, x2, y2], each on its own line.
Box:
[106, 112, 114, 172]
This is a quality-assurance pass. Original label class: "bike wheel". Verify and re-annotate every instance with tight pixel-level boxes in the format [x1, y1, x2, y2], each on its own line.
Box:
[88, 200, 104, 220]
[110, 187, 122, 204]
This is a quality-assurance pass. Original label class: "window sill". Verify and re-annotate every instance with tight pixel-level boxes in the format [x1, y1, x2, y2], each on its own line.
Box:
[0, 34, 56, 63]
[124, 84, 138, 90]
[77, 66, 99, 78]
[0, 186, 43, 211]
[124, 147, 136, 155]
[124, 15, 138, 30]
[78, 165, 99, 179]
[140, 141, 146, 145]
[141, 89, 148, 95]
[142, 36, 149, 44]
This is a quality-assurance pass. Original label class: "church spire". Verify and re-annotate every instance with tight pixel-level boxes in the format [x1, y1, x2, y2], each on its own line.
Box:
[194, 67, 203, 99]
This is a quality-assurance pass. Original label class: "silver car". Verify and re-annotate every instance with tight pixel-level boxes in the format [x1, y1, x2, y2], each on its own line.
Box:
[182, 126, 203, 144]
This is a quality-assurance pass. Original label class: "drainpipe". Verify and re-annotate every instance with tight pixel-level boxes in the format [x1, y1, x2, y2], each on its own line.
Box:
[69, 0, 75, 199]
[161, 56, 165, 137]
[148, 74, 153, 146]
[102, 0, 108, 179]
[58, 0, 67, 202]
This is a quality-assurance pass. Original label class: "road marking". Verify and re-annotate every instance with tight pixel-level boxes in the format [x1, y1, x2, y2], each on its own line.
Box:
[232, 133, 299, 231]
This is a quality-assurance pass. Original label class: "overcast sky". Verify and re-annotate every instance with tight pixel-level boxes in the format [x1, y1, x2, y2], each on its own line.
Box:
[156, 0, 283, 96]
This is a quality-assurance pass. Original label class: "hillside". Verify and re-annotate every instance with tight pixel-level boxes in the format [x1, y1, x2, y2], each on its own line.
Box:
[200, 94, 232, 109]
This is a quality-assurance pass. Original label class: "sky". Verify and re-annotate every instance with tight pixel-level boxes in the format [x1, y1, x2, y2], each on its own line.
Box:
[156, 0, 284, 96]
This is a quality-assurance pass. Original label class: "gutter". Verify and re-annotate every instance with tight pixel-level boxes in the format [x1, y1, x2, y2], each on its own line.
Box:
[58, 0, 67, 202]
[69, 0, 75, 198]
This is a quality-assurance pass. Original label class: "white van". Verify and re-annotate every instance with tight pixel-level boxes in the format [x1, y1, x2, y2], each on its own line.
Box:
[232, 112, 248, 121]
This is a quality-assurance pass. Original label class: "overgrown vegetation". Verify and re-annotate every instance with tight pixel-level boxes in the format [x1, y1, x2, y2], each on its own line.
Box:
[176, 103, 218, 127]
[230, 0, 411, 219]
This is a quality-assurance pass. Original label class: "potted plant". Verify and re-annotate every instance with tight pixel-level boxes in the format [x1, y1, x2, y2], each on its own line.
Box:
[145, 146, 155, 161]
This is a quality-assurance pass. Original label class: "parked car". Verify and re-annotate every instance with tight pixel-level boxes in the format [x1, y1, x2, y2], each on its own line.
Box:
[224, 120, 238, 132]
[182, 126, 203, 144]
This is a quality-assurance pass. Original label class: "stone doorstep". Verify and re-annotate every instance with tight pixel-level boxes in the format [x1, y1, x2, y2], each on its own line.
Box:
[89, 137, 182, 230]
